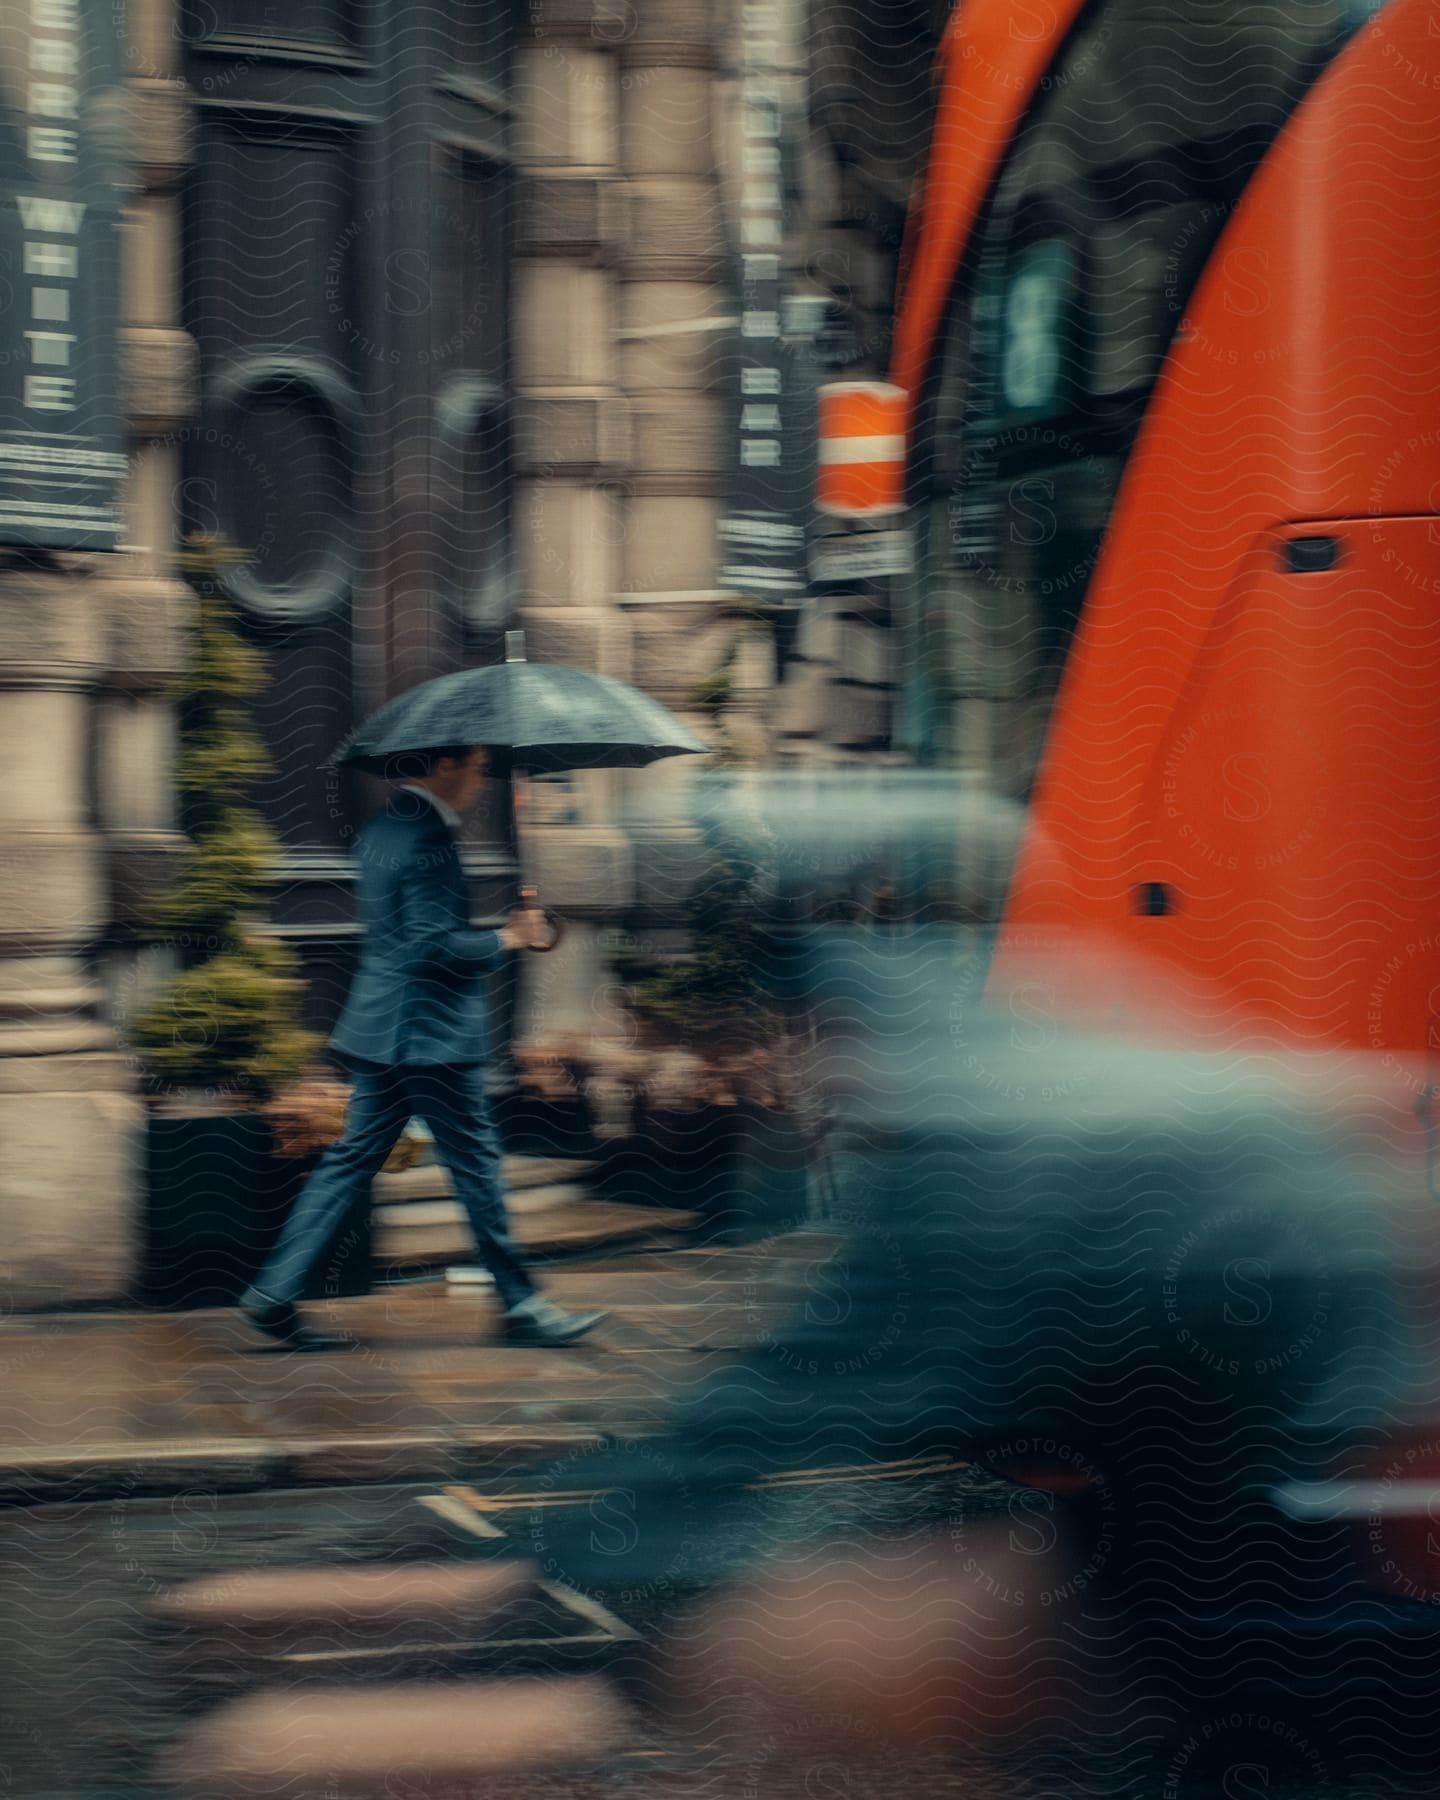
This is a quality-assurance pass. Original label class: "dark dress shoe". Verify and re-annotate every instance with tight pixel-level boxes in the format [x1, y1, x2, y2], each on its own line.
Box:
[243, 1298, 351, 1353]
[502, 1297, 606, 1347]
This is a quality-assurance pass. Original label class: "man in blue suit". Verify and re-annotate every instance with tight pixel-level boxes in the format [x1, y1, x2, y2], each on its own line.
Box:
[240, 744, 605, 1351]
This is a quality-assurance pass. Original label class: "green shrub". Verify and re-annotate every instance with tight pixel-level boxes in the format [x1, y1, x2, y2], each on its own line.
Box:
[126, 535, 322, 1102]
[614, 614, 786, 1051]
[627, 833, 780, 1048]
[130, 945, 319, 1103]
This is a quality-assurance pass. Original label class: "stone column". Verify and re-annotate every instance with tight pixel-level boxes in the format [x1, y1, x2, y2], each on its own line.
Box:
[615, 0, 729, 922]
[512, 4, 637, 1037]
[0, 0, 196, 1307]
[0, 555, 146, 1305]
[509, 0, 740, 1040]
[103, 51, 198, 1016]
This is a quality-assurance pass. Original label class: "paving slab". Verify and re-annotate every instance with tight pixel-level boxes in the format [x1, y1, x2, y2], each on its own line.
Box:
[0, 1239, 813, 1507]
[160, 1675, 634, 1795]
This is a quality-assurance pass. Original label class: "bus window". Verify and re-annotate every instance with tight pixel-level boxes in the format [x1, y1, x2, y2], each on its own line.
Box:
[904, 0, 1384, 899]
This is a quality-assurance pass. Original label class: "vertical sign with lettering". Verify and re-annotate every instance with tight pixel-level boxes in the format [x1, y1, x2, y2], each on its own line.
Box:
[717, 0, 811, 602]
[0, 0, 127, 549]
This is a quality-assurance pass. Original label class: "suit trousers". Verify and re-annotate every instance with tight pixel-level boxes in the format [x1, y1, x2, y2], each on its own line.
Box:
[245, 1062, 536, 1312]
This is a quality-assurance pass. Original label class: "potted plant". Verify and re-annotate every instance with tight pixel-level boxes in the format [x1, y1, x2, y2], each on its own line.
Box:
[123, 536, 365, 1306]
[496, 1037, 602, 1159]
[605, 812, 815, 1242]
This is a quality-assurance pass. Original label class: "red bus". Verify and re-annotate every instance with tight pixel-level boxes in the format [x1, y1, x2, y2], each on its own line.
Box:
[871, 0, 1440, 1626]
[887, 0, 1440, 1110]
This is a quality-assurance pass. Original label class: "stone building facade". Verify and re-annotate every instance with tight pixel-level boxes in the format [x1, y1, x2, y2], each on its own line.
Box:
[512, 0, 738, 1043]
[766, 0, 949, 769]
[1, 1, 195, 1306]
[0, 0, 957, 1306]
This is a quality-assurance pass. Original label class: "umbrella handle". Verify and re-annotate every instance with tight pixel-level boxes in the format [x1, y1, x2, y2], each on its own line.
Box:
[519, 886, 565, 954]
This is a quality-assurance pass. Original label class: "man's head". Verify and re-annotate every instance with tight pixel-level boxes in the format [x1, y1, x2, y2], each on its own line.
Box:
[387, 744, 489, 815]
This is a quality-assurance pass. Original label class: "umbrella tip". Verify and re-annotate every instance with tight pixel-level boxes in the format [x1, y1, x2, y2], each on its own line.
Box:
[505, 629, 527, 664]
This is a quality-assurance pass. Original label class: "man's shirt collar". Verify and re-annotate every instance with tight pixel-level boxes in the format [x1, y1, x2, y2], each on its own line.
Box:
[396, 781, 462, 831]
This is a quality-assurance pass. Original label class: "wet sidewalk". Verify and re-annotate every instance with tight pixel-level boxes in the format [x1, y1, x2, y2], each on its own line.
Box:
[0, 1239, 822, 1508]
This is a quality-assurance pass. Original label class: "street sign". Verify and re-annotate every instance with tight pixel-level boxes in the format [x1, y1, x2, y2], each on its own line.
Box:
[717, 2, 814, 602]
[0, 0, 128, 550]
[810, 526, 914, 583]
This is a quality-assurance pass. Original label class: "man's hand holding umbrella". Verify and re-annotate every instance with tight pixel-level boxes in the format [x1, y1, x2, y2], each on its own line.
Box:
[498, 901, 556, 954]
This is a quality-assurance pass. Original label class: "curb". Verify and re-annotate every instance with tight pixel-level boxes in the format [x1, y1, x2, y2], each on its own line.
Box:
[0, 1425, 608, 1510]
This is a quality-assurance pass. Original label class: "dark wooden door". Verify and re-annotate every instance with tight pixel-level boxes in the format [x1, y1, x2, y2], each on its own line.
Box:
[181, 0, 520, 1038]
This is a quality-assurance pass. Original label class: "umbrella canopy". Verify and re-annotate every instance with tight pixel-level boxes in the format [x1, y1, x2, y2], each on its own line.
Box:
[325, 656, 710, 777]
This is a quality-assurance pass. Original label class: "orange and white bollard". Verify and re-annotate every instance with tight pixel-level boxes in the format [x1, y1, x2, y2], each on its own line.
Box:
[815, 381, 908, 518]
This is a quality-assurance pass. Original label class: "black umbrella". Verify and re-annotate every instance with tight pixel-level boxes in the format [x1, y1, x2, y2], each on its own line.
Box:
[325, 633, 711, 949]
[324, 633, 709, 777]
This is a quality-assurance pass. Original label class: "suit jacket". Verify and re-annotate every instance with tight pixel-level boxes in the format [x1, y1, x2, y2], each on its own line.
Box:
[329, 793, 504, 1068]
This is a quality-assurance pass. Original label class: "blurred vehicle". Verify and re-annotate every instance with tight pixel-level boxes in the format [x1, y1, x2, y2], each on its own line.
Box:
[889, 0, 1440, 1084]
[871, 0, 1440, 1693]
[531, 923, 1430, 1776]
[529, 3, 1440, 1773]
